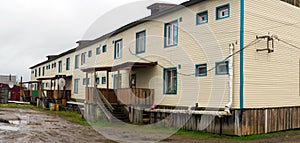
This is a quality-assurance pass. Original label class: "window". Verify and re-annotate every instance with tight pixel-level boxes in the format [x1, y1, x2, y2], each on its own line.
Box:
[83, 78, 86, 85]
[102, 77, 107, 84]
[66, 57, 70, 71]
[88, 50, 92, 57]
[74, 79, 79, 94]
[38, 68, 41, 76]
[136, 30, 146, 54]
[216, 61, 229, 75]
[196, 64, 207, 77]
[31, 70, 34, 74]
[96, 47, 101, 55]
[114, 39, 122, 59]
[164, 68, 177, 94]
[52, 63, 56, 69]
[42, 67, 45, 76]
[96, 77, 100, 85]
[58, 61, 62, 73]
[87, 78, 90, 85]
[81, 52, 86, 65]
[102, 45, 107, 53]
[197, 11, 208, 25]
[83, 78, 90, 85]
[75, 54, 80, 69]
[164, 20, 178, 47]
[216, 4, 230, 20]
[35, 69, 37, 77]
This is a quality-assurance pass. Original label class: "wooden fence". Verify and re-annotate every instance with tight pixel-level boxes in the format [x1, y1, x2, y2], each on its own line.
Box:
[88, 88, 155, 106]
[43, 90, 71, 99]
[147, 106, 300, 136]
[116, 88, 154, 106]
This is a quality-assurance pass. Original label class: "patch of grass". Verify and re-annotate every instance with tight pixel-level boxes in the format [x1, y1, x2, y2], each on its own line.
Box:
[0, 104, 44, 111]
[176, 129, 300, 141]
[0, 103, 88, 125]
[53, 111, 88, 125]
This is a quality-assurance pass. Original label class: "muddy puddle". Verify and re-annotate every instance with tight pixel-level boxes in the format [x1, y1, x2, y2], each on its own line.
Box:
[0, 108, 105, 143]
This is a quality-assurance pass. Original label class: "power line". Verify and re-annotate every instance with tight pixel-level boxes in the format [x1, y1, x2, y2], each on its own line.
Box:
[274, 37, 300, 50]
[129, 38, 261, 76]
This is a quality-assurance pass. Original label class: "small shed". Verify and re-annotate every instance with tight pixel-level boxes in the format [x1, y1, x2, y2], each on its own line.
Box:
[0, 84, 9, 104]
[0, 83, 21, 102]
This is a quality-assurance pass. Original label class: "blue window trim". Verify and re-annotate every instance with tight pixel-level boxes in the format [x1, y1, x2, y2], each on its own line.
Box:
[42, 67, 45, 76]
[196, 10, 208, 25]
[163, 67, 178, 95]
[114, 39, 123, 60]
[102, 45, 107, 53]
[88, 50, 92, 57]
[101, 77, 107, 84]
[82, 78, 86, 85]
[58, 60, 62, 73]
[195, 63, 208, 77]
[240, 0, 245, 109]
[96, 47, 99, 55]
[136, 30, 146, 54]
[74, 78, 79, 94]
[215, 61, 229, 75]
[164, 19, 178, 48]
[66, 57, 70, 71]
[74, 54, 80, 69]
[216, 4, 230, 20]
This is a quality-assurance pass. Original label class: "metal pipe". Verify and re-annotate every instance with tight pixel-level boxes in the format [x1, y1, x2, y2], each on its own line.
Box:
[225, 43, 235, 114]
[145, 109, 231, 117]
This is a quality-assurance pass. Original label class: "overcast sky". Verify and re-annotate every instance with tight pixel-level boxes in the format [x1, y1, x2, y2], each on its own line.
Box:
[0, 0, 186, 82]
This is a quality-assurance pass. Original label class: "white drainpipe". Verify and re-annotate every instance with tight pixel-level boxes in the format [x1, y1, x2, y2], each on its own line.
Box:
[225, 43, 234, 114]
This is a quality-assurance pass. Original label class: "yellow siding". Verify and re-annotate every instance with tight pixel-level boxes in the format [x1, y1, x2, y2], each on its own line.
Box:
[93, 0, 242, 108]
[31, 0, 244, 108]
[244, 0, 300, 108]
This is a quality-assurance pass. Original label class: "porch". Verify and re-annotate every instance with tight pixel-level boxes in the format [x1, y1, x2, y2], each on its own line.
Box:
[21, 75, 72, 107]
[86, 88, 154, 107]
[82, 62, 157, 122]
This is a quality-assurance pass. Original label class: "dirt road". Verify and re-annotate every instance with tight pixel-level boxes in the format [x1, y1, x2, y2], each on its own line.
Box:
[0, 108, 105, 143]
[1, 108, 300, 143]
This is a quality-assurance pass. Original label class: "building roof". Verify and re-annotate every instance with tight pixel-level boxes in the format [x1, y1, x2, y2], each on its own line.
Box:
[29, 0, 205, 69]
[81, 62, 158, 72]
[30, 48, 76, 69]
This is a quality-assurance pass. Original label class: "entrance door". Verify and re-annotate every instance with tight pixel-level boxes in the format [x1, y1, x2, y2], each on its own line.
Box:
[113, 75, 122, 89]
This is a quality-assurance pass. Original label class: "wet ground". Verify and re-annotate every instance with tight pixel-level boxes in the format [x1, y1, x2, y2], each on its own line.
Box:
[1, 108, 300, 143]
[0, 108, 105, 143]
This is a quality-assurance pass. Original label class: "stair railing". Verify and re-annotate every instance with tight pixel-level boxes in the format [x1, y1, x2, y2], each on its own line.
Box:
[96, 88, 114, 112]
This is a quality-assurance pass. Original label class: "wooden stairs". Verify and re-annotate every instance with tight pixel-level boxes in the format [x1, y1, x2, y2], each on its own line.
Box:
[94, 88, 130, 123]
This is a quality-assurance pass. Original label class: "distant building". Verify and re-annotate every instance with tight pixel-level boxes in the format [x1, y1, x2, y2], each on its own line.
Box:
[0, 75, 16, 85]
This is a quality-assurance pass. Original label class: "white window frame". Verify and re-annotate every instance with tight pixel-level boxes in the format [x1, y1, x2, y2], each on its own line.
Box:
[136, 31, 146, 54]
[164, 68, 177, 94]
[114, 40, 122, 59]
[165, 20, 178, 47]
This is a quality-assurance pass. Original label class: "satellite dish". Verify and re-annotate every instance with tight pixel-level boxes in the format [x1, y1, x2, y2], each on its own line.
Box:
[8, 82, 14, 89]
[58, 78, 66, 87]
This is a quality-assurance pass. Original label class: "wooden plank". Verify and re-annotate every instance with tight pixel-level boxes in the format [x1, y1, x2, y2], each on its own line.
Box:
[254, 110, 258, 135]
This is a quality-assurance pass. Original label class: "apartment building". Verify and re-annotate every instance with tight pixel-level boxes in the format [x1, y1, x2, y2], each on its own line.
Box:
[29, 0, 300, 135]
